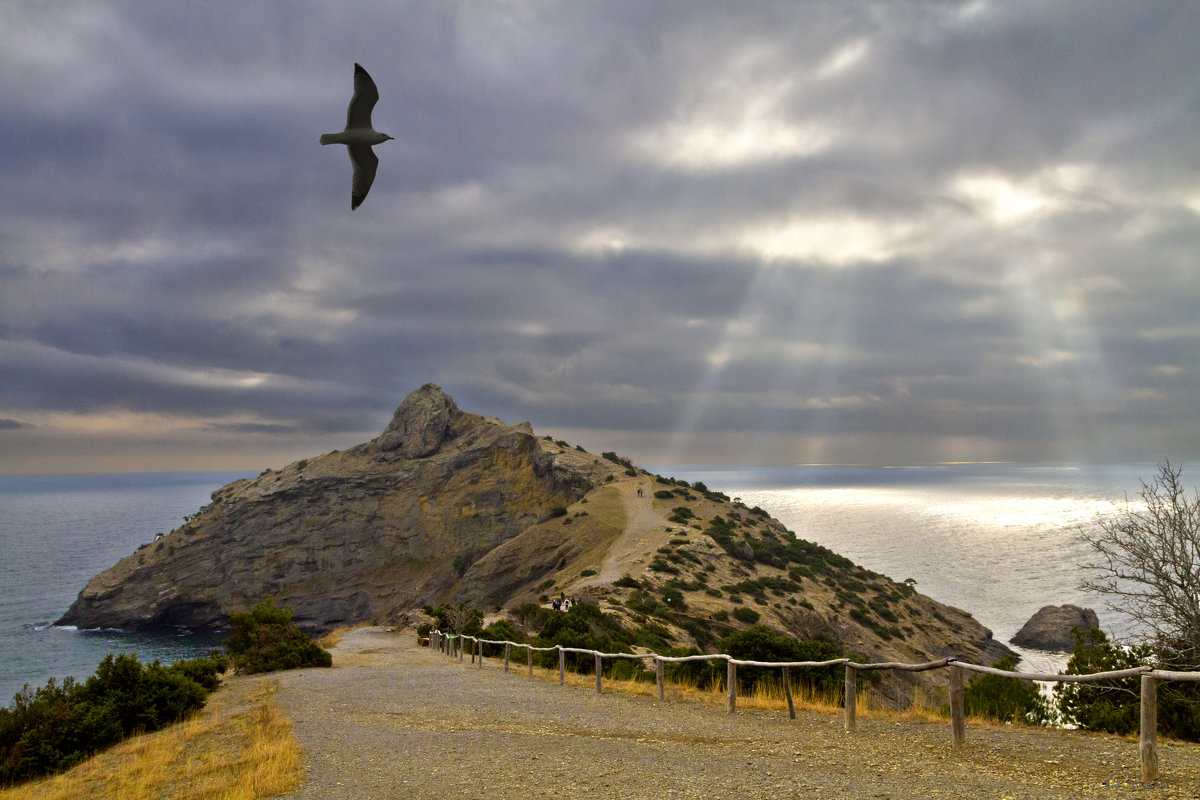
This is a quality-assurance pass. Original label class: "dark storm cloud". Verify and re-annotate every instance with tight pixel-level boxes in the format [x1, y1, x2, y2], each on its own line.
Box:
[0, 0, 1197, 470]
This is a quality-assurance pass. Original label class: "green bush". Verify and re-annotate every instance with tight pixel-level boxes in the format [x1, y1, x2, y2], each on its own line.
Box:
[601, 451, 634, 469]
[224, 599, 332, 674]
[1054, 628, 1144, 735]
[660, 586, 686, 610]
[732, 607, 761, 624]
[964, 657, 1050, 725]
[719, 625, 841, 696]
[654, 490, 675, 500]
[479, 620, 523, 657]
[0, 653, 223, 785]
[534, 602, 639, 675]
[1053, 627, 1200, 741]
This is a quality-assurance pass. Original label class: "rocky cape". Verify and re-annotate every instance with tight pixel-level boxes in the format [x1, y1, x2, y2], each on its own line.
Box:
[59, 384, 1012, 698]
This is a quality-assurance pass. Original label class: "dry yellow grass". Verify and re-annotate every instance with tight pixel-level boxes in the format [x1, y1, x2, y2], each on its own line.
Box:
[316, 623, 371, 650]
[493, 652, 956, 725]
[0, 679, 301, 800]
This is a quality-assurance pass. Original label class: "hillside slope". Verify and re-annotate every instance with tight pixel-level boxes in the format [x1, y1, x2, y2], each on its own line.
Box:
[59, 384, 1011, 690]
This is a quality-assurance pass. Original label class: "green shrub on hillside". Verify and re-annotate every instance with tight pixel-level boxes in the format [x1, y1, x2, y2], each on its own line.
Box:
[224, 599, 332, 674]
[0, 652, 224, 785]
[1053, 627, 1200, 741]
[732, 607, 761, 624]
[534, 602, 642, 676]
[719, 625, 841, 696]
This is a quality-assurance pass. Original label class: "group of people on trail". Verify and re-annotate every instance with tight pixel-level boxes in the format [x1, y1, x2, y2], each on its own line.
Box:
[551, 592, 572, 612]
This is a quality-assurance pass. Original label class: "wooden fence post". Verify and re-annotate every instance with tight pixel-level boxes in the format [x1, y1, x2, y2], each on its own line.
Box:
[504, 643, 511, 673]
[949, 666, 965, 746]
[782, 667, 795, 719]
[527, 646, 533, 678]
[470, 638, 476, 664]
[727, 661, 737, 714]
[844, 665, 856, 732]
[477, 638, 483, 669]
[1141, 674, 1159, 784]
[595, 653, 603, 694]
[558, 646, 565, 685]
[656, 657, 664, 701]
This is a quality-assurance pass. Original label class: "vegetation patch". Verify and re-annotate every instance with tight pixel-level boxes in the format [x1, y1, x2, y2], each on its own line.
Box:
[0, 653, 226, 785]
[225, 599, 333, 674]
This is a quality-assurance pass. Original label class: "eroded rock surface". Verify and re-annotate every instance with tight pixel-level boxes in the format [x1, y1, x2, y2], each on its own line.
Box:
[1010, 604, 1100, 651]
[57, 384, 600, 631]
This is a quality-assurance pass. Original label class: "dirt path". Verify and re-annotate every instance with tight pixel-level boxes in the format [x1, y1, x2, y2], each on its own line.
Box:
[273, 627, 1197, 799]
[590, 479, 669, 585]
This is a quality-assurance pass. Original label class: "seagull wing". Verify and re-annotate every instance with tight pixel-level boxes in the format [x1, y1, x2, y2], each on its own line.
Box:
[348, 145, 379, 210]
[346, 63, 381, 130]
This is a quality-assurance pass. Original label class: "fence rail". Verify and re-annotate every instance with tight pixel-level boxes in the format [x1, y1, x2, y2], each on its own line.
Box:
[429, 629, 1200, 784]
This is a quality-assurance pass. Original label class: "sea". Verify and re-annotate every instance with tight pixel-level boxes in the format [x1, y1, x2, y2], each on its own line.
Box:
[0, 471, 251, 704]
[0, 463, 1173, 704]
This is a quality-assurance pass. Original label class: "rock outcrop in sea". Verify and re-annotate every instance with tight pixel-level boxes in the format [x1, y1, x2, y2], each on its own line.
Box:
[59, 384, 1013, 699]
[1010, 604, 1100, 651]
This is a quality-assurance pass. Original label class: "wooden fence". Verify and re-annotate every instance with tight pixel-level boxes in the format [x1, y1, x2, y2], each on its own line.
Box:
[429, 630, 1200, 784]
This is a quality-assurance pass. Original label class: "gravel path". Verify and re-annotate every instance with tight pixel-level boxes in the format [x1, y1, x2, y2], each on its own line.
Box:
[273, 628, 1198, 799]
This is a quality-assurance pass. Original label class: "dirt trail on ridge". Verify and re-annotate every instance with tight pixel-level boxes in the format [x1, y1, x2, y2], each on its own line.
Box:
[589, 478, 669, 585]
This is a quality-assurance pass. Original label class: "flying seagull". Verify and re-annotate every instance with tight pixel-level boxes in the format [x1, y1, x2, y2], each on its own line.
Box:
[320, 63, 393, 210]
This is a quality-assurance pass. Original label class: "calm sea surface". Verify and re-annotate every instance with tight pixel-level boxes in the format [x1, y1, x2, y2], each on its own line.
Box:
[0, 471, 251, 703]
[0, 463, 1174, 703]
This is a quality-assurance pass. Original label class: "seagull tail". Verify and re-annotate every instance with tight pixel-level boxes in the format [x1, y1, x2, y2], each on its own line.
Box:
[319, 133, 339, 145]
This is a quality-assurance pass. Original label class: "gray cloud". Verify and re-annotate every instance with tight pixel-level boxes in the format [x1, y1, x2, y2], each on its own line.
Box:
[1, 0, 1197, 472]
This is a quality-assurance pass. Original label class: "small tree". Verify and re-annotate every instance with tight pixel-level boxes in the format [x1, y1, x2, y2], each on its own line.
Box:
[443, 603, 483, 636]
[1054, 627, 1148, 735]
[224, 599, 332, 674]
[1078, 460, 1200, 664]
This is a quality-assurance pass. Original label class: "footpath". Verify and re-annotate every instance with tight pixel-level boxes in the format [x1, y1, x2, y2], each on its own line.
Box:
[271, 627, 1197, 799]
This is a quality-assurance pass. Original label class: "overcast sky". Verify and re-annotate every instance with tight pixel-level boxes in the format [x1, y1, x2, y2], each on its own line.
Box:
[1, 1, 1197, 474]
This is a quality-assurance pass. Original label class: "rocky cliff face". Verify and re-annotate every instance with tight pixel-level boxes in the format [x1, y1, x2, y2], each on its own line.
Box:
[57, 384, 602, 631]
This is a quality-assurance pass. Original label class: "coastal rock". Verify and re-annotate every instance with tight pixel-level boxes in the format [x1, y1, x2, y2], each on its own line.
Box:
[57, 384, 601, 632]
[1010, 604, 1100, 651]
[58, 383, 1016, 703]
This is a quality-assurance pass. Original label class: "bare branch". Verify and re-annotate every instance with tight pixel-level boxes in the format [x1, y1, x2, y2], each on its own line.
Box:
[1078, 460, 1200, 662]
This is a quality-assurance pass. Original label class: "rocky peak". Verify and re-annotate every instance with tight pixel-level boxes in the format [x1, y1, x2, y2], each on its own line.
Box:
[374, 383, 461, 458]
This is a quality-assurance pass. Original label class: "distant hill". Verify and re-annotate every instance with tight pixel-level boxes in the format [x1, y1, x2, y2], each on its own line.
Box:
[59, 384, 1012, 700]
